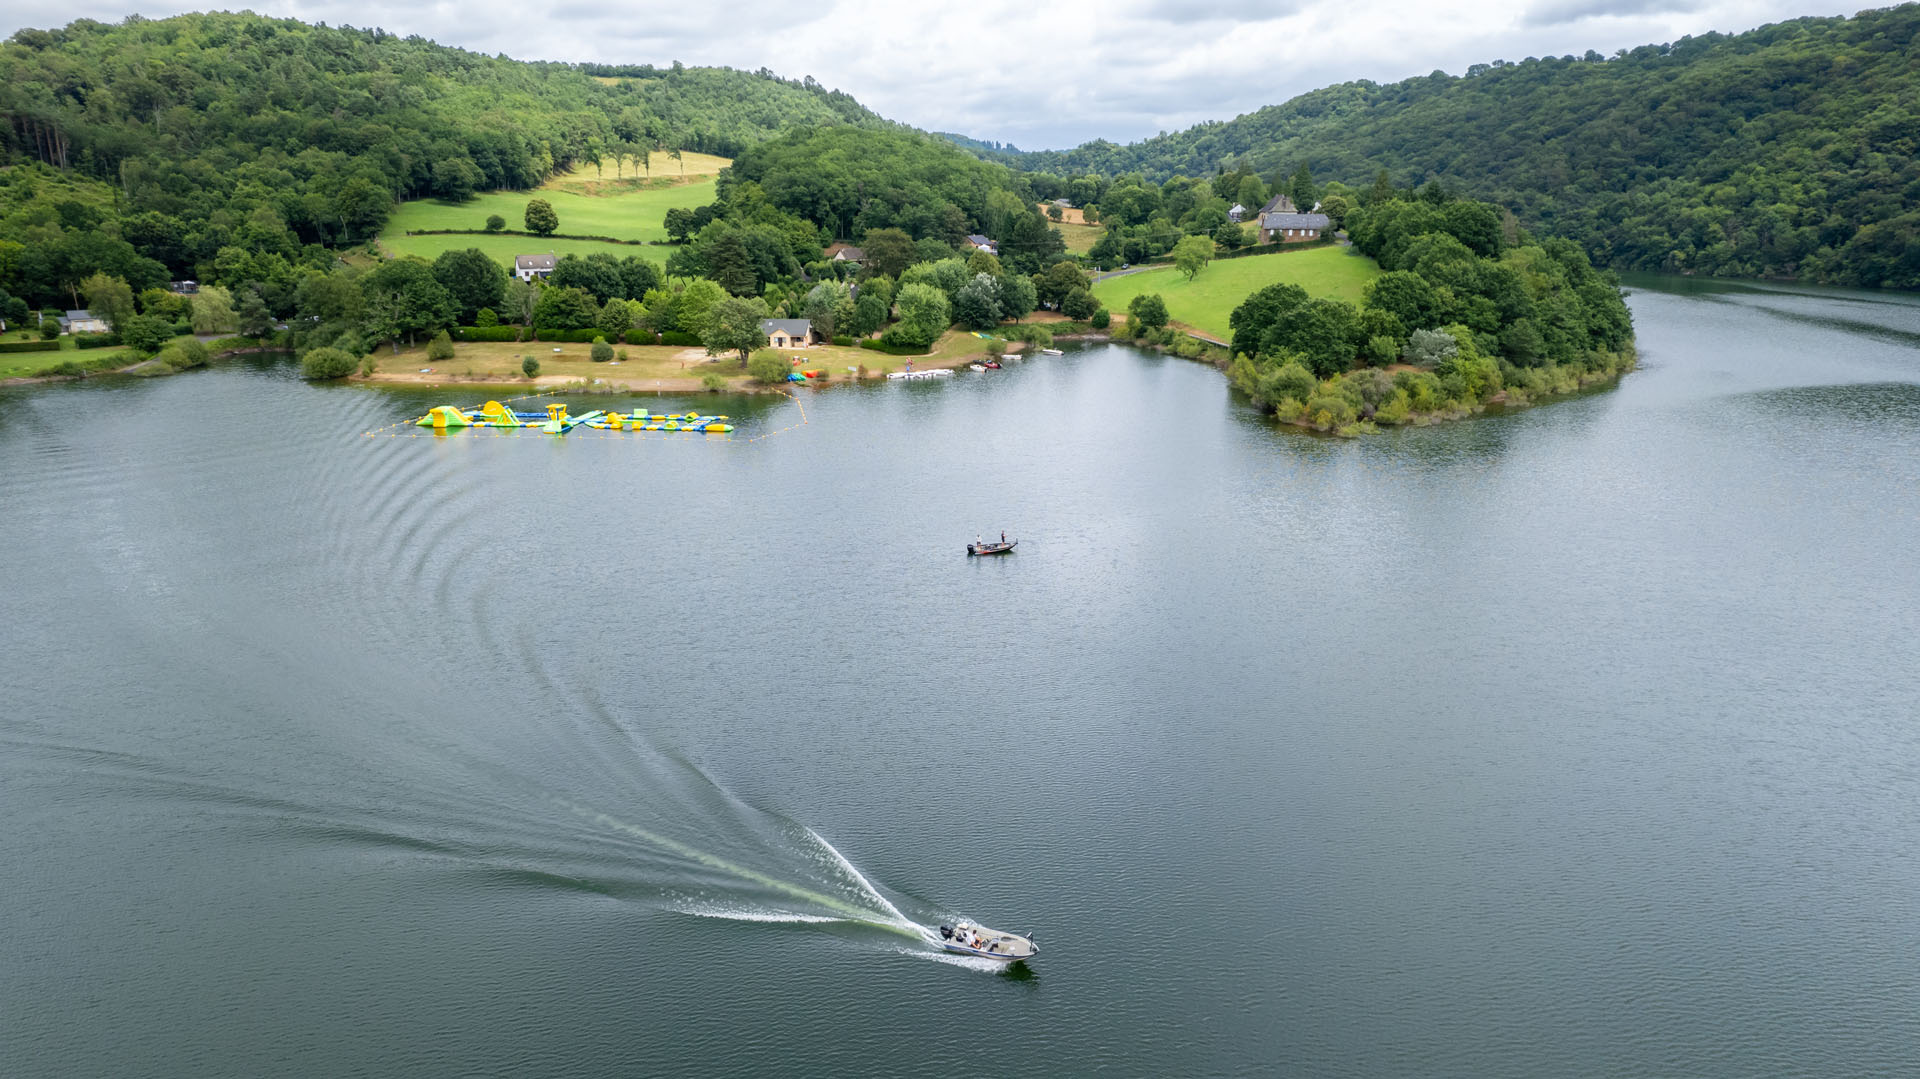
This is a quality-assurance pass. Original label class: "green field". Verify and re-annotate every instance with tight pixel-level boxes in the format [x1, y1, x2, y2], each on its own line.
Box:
[1092, 246, 1381, 339]
[380, 179, 716, 266]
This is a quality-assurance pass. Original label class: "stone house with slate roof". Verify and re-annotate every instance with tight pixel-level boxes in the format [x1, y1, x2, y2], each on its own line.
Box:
[1255, 194, 1330, 244]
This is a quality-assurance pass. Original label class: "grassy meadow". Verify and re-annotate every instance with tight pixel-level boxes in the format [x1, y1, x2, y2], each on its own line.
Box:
[379, 166, 721, 268]
[1092, 246, 1381, 339]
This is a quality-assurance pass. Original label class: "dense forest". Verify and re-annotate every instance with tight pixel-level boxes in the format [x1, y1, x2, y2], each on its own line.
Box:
[1017, 6, 1920, 289]
[0, 12, 893, 304]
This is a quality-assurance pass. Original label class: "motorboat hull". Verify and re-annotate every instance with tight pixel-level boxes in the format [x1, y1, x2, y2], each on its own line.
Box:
[937, 922, 1037, 961]
[967, 541, 1016, 556]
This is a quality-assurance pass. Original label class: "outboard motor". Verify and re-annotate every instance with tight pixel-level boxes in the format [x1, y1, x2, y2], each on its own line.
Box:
[938, 925, 953, 940]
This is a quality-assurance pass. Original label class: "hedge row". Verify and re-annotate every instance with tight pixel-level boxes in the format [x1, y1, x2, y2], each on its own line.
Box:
[860, 339, 932, 356]
[660, 331, 701, 347]
[404, 228, 665, 246]
[0, 339, 60, 353]
[454, 326, 522, 342]
[831, 335, 854, 347]
[74, 333, 123, 349]
[624, 330, 661, 345]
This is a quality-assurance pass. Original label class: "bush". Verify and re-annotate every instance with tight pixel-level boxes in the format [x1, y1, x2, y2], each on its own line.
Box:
[624, 329, 660, 346]
[534, 328, 600, 343]
[1128, 293, 1169, 332]
[426, 330, 456, 361]
[590, 337, 614, 362]
[522, 355, 540, 378]
[38, 319, 60, 339]
[747, 351, 791, 384]
[701, 373, 727, 392]
[660, 331, 701, 347]
[987, 339, 1007, 357]
[1090, 308, 1111, 330]
[0, 339, 61, 353]
[475, 308, 499, 327]
[74, 333, 123, 349]
[484, 214, 506, 233]
[154, 340, 211, 371]
[832, 335, 853, 347]
[454, 326, 519, 342]
[300, 347, 357, 380]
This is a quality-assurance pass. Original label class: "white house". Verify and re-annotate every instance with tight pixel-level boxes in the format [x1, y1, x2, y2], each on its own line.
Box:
[60, 309, 109, 334]
[514, 254, 557, 281]
[760, 318, 816, 349]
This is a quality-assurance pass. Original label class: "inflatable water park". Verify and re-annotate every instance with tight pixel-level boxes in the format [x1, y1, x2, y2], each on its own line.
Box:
[414, 400, 733, 434]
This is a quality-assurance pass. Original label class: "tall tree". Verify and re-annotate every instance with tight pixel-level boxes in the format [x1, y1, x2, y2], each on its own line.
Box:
[701, 295, 771, 366]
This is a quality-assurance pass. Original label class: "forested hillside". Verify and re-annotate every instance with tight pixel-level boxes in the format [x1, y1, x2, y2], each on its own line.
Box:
[1018, 6, 1920, 288]
[0, 11, 892, 300]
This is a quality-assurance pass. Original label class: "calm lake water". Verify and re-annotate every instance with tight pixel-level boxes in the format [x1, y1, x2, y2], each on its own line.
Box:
[5, 276, 1919, 1077]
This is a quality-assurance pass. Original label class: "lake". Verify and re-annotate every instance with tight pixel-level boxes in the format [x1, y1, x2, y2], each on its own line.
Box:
[4, 276, 1918, 1076]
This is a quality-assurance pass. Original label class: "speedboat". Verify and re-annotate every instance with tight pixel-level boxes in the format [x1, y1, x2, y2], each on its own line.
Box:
[967, 538, 1016, 556]
[937, 922, 1037, 961]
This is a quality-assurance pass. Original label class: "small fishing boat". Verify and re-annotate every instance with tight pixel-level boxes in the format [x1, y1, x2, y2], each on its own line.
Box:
[1039, 348, 1063, 355]
[967, 537, 1016, 556]
[982, 359, 1002, 369]
[938, 922, 1037, 962]
[969, 363, 987, 372]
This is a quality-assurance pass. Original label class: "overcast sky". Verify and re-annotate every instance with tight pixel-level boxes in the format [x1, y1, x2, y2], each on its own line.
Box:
[0, 1, 1867, 149]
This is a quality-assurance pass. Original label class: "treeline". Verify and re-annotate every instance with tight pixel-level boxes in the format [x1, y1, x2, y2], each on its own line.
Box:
[1225, 189, 1634, 433]
[1016, 6, 1920, 289]
[0, 12, 895, 304]
[723, 128, 1063, 272]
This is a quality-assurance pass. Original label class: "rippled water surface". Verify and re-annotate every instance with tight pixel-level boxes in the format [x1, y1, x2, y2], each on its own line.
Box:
[5, 278, 1919, 1076]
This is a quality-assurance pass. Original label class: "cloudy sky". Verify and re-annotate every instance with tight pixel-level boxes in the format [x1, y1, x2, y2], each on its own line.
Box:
[0, 0, 1865, 149]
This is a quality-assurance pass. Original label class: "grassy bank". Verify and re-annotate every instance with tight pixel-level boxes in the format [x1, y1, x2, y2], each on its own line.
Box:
[1092, 246, 1382, 339]
[379, 175, 718, 267]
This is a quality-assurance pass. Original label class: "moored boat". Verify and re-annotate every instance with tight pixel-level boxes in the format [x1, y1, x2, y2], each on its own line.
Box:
[937, 922, 1037, 961]
[1039, 347, 1063, 355]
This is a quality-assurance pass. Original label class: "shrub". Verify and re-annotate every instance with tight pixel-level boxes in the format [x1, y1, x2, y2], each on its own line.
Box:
[860, 338, 931, 356]
[360, 355, 377, 377]
[1090, 308, 1111, 330]
[701, 373, 727, 392]
[660, 331, 701, 347]
[534, 328, 600, 343]
[158, 339, 211, 371]
[522, 355, 540, 378]
[300, 347, 357, 380]
[617, 348, 628, 361]
[426, 330, 456, 361]
[590, 336, 614, 362]
[39, 319, 60, 339]
[74, 333, 122, 349]
[832, 334, 853, 347]
[1127, 293, 1169, 332]
[0, 339, 61, 353]
[475, 307, 499, 327]
[747, 351, 791, 384]
[624, 329, 660, 346]
[987, 339, 1006, 357]
[484, 214, 506, 233]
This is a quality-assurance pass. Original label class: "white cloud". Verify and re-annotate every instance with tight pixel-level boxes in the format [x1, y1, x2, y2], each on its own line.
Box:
[0, 0, 1864, 149]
